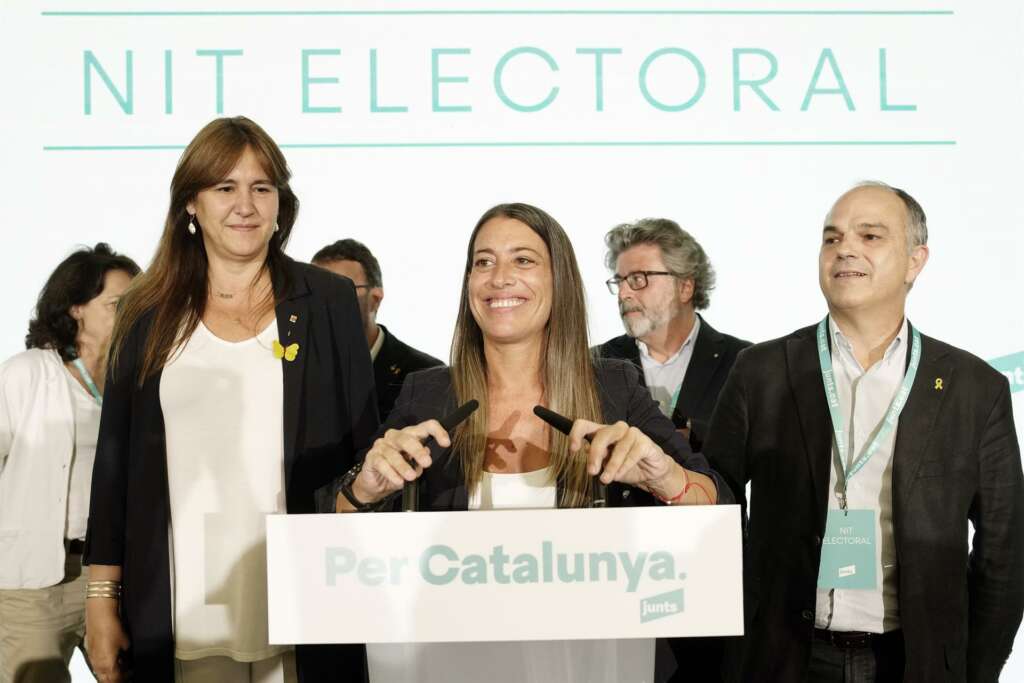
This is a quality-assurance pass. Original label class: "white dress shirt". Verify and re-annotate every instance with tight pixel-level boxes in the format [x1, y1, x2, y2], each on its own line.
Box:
[814, 317, 908, 633]
[0, 349, 81, 589]
[637, 316, 701, 418]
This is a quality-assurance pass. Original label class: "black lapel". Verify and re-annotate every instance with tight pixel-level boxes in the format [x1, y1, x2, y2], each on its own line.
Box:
[276, 269, 311, 489]
[372, 326, 393, 391]
[892, 334, 952, 503]
[674, 315, 725, 423]
[786, 326, 833, 525]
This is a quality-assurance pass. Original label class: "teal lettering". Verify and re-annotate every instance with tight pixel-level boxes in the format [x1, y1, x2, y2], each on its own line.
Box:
[196, 49, 243, 114]
[619, 551, 648, 593]
[556, 553, 585, 582]
[879, 48, 916, 111]
[302, 49, 342, 113]
[432, 48, 472, 112]
[542, 540, 553, 582]
[512, 553, 539, 583]
[490, 545, 511, 584]
[588, 552, 618, 581]
[576, 47, 621, 112]
[370, 48, 408, 113]
[389, 556, 409, 585]
[324, 547, 356, 586]
[801, 48, 855, 111]
[494, 47, 559, 113]
[358, 557, 387, 586]
[83, 50, 133, 115]
[648, 552, 676, 581]
[163, 50, 173, 114]
[462, 554, 488, 584]
[639, 48, 705, 112]
[732, 48, 779, 112]
[420, 545, 459, 585]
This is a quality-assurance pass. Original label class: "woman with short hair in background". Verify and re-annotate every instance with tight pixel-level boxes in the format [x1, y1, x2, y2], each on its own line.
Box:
[84, 116, 377, 683]
[0, 243, 139, 683]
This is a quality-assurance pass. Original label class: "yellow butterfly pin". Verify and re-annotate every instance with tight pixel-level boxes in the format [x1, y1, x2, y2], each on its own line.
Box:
[272, 340, 300, 362]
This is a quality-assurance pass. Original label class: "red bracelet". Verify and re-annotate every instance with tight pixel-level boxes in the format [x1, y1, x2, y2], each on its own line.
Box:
[656, 471, 714, 505]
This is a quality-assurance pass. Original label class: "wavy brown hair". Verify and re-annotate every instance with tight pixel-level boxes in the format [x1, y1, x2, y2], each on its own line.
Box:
[450, 203, 602, 508]
[110, 116, 298, 384]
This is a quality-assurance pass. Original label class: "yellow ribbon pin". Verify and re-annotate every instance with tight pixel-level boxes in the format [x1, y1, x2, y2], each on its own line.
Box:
[934, 378, 943, 390]
[272, 340, 299, 362]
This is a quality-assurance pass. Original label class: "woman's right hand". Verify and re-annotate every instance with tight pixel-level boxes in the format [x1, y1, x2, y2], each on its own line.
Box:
[85, 599, 130, 683]
[351, 419, 451, 504]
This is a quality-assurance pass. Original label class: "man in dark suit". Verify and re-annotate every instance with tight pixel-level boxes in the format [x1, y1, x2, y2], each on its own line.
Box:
[706, 182, 1024, 682]
[313, 239, 443, 420]
[593, 217, 749, 682]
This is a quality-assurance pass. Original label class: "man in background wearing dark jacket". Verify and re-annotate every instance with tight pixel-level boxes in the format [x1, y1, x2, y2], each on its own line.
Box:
[314, 239, 443, 421]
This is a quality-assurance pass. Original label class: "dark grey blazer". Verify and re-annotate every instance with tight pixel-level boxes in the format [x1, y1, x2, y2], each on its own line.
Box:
[706, 323, 1024, 683]
[594, 315, 750, 451]
[365, 358, 733, 511]
[372, 324, 443, 421]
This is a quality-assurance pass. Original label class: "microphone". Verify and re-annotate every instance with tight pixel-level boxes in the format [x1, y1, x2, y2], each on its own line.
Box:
[402, 399, 480, 512]
[532, 405, 608, 508]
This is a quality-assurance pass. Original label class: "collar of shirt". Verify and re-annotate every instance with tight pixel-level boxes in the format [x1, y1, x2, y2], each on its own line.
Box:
[636, 315, 701, 366]
[828, 316, 907, 375]
[369, 325, 385, 361]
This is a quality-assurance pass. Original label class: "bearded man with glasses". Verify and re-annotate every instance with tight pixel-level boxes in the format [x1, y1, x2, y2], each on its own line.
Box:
[594, 218, 750, 682]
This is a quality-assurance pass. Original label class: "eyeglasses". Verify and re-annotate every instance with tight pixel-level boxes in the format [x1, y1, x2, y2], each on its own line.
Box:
[605, 271, 677, 295]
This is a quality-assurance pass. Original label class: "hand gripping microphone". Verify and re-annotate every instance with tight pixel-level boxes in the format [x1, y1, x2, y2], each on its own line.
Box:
[402, 399, 480, 512]
[532, 405, 608, 508]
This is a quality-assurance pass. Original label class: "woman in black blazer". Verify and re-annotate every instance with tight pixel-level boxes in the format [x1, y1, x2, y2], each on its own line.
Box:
[84, 117, 376, 683]
[330, 203, 732, 683]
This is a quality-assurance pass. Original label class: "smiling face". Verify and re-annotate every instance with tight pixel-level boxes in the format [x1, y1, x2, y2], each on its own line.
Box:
[187, 146, 279, 265]
[467, 216, 553, 347]
[819, 185, 928, 317]
[614, 243, 691, 340]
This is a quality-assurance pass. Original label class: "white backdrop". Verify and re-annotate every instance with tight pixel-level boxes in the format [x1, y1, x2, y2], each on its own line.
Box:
[1, 0, 1022, 679]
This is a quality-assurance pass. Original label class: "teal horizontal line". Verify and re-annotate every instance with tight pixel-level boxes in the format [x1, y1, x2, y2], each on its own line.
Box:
[40, 9, 955, 18]
[44, 140, 958, 151]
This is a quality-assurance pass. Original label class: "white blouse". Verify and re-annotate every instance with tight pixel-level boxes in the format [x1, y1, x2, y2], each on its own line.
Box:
[367, 466, 655, 683]
[160, 320, 287, 662]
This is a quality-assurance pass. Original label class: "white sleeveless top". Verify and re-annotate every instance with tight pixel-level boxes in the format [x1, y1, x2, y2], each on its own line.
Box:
[367, 467, 655, 683]
[160, 320, 287, 662]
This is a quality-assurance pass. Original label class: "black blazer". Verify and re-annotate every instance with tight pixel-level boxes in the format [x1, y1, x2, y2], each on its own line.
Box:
[372, 324, 443, 421]
[360, 359, 733, 512]
[594, 315, 750, 450]
[705, 323, 1024, 683]
[84, 259, 379, 683]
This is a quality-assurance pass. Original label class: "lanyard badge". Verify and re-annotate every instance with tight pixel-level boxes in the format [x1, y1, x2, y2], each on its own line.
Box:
[814, 317, 921, 590]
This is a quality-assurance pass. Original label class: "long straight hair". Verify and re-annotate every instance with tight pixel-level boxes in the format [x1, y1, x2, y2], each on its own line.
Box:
[450, 203, 602, 508]
[110, 116, 298, 384]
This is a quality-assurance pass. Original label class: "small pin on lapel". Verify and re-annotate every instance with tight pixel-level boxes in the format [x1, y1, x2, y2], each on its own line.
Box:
[713, 353, 720, 358]
[289, 314, 298, 323]
[934, 378, 944, 390]
[390, 364, 400, 376]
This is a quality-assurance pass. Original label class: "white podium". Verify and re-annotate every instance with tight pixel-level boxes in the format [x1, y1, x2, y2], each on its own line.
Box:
[266, 505, 743, 645]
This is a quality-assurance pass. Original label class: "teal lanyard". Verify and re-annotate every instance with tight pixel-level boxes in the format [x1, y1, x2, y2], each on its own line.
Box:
[668, 382, 683, 415]
[71, 358, 103, 406]
[816, 316, 921, 510]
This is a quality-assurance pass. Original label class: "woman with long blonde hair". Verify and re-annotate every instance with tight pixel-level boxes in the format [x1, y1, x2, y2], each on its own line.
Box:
[333, 203, 729, 682]
[83, 117, 376, 683]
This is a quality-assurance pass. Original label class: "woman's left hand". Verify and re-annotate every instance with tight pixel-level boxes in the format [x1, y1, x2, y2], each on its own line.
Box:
[568, 419, 676, 489]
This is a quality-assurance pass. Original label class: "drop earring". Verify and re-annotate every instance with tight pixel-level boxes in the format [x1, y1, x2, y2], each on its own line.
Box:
[187, 215, 197, 235]
[274, 222, 280, 233]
